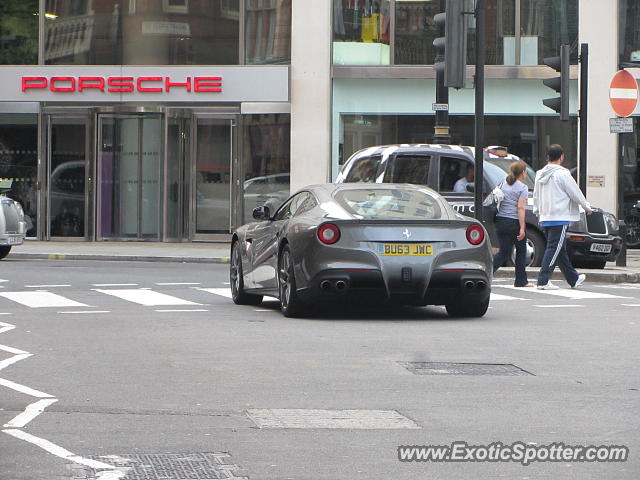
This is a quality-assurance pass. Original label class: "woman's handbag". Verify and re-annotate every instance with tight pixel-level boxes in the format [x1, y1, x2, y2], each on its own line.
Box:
[482, 182, 505, 219]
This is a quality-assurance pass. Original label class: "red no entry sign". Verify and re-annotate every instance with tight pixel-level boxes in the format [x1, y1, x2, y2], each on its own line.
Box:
[610, 70, 639, 117]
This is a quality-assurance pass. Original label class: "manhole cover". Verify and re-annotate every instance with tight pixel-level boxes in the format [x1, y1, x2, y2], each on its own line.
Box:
[69, 452, 248, 480]
[398, 362, 533, 376]
[246, 408, 420, 429]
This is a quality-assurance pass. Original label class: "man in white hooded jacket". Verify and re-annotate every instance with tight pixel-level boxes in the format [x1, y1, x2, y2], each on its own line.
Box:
[533, 144, 592, 289]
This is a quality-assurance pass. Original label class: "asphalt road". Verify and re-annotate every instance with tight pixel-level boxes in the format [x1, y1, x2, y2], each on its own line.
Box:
[0, 260, 638, 480]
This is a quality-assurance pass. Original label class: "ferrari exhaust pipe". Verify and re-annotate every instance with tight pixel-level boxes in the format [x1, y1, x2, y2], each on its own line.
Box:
[320, 280, 331, 291]
[476, 280, 487, 291]
[464, 280, 475, 290]
[335, 280, 347, 291]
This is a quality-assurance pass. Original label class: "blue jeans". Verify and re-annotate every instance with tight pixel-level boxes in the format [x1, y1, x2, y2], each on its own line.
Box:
[537, 224, 579, 287]
[493, 216, 529, 287]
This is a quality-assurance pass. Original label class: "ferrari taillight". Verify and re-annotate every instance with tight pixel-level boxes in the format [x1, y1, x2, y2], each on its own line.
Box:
[466, 224, 484, 245]
[317, 223, 341, 245]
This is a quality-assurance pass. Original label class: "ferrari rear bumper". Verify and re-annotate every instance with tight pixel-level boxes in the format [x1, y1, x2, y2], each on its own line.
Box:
[296, 268, 490, 307]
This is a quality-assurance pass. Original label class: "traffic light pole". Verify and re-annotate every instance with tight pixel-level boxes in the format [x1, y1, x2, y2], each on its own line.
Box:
[474, 0, 485, 223]
[433, 0, 450, 144]
[579, 43, 588, 196]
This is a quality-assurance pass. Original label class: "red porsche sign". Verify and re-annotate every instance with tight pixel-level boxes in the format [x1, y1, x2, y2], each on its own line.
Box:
[21, 76, 223, 93]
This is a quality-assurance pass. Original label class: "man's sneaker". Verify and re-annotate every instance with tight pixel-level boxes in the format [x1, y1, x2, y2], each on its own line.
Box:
[572, 274, 586, 289]
[537, 282, 560, 290]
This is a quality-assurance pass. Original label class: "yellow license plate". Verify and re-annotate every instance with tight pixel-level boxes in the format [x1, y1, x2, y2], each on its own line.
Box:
[378, 243, 433, 256]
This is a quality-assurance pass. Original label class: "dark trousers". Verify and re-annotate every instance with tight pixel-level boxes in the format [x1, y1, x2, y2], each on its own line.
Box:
[493, 216, 529, 287]
[537, 224, 579, 287]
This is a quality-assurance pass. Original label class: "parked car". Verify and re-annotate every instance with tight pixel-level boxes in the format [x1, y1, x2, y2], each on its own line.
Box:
[231, 183, 492, 318]
[336, 144, 623, 269]
[0, 181, 27, 259]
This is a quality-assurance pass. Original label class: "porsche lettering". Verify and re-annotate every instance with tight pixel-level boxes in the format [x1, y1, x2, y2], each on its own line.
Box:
[21, 76, 223, 93]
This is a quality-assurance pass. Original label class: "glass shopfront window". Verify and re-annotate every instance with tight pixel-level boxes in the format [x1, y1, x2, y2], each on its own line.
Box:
[339, 114, 577, 172]
[333, 0, 391, 65]
[0, 114, 38, 237]
[333, 0, 577, 66]
[620, 0, 640, 65]
[245, 0, 291, 64]
[242, 114, 290, 224]
[45, 0, 240, 65]
[0, 0, 38, 65]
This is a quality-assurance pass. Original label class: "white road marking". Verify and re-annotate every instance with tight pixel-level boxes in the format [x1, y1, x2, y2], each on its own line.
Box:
[94, 289, 200, 306]
[621, 304, 640, 307]
[0, 313, 11, 316]
[4, 398, 58, 428]
[2, 429, 126, 473]
[58, 310, 110, 314]
[534, 305, 583, 308]
[0, 378, 54, 398]
[497, 285, 629, 300]
[0, 344, 28, 355]
[0, 321, 15, 334]
[0, 353, 32, 372]
[195, 287, 232, 299]
[0, 344, 32, 372]
[155, 282, 201, 286]
[490, 293, 526, 301]
[92, 283, 138, 287]
[24, 285, 70, 288]
[0, 291, 88, 308]
[155, 309, 209, 312]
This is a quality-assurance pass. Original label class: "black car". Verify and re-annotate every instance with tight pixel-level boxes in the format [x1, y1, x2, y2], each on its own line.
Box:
[336, 144, 622, 269]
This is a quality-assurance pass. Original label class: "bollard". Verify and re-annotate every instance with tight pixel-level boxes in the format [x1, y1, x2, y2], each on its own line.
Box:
[617, 220, 627, 267]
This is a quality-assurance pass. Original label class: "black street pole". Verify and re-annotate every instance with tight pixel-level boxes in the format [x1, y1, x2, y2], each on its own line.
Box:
[474, 0, 485, 223]
[433, 0, 451, 144]
[579, 43, 588, 196]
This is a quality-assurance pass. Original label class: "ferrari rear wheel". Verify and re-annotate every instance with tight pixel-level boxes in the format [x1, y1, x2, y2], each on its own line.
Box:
[278, 245, 305, 318]
[230, 242, 263, 306]
[0, 246, 11, 260]
[445, 297, 490, 318]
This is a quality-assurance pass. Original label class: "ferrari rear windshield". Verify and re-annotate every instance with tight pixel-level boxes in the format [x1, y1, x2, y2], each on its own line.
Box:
[334, 188, 443, 220]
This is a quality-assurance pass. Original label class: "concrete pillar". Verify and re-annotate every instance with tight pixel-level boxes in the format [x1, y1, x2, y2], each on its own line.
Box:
[289, 0, 332, 193]
[579, 0, 618, 213]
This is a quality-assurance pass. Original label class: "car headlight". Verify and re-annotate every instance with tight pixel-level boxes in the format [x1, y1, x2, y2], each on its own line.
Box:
[604, 212, 618, 233]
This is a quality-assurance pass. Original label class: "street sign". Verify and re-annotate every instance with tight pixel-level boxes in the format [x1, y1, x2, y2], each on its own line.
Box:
[609, 69, 639, 117]
[432, 103, 449, 111]
[609, 117, 634, 133]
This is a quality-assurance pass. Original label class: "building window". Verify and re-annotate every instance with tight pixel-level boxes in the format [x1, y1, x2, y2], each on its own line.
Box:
[333, 0, 391, 65]
[337, 114, 576, 175]
[0, 0, 38, 65]
[245, 0, 291, 64]
[620, 0, 640, 65]
[45, 0, 239, 65]
[332, 0, 578, 66]
[163, 0, 188, 14]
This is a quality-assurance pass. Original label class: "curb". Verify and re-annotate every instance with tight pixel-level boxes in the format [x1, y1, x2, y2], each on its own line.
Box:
[7, 253, 231, 264]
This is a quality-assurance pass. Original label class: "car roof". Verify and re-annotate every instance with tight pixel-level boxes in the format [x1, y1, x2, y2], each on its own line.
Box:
[296, 182, 442, 200]
[347, 144, 522, 163]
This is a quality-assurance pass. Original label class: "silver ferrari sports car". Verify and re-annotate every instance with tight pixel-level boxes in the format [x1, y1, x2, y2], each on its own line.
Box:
[230, 183, 492, 318]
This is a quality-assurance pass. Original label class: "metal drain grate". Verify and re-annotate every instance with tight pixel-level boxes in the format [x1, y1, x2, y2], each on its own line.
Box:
[398, 361, 533, 376]
[69, 452, 248, 480]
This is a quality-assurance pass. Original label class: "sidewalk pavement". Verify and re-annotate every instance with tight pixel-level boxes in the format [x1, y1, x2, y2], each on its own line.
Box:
[7, 240, 640, 283]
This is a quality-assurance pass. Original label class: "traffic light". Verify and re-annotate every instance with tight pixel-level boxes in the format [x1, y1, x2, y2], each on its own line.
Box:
[542, 44, 570, 121]
[433, 0, 467, 89]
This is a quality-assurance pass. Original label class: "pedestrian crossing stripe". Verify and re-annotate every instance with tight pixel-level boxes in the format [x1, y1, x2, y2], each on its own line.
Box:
[195, 287, 232, 299]
[490, 293, 526, 301]
[495, 285, 630, 300]
[93, 289, 201, 306]
[0, 291, 88, 308]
